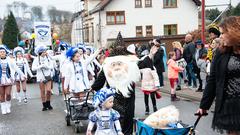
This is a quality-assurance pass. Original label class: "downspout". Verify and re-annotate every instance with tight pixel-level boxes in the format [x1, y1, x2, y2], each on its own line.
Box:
[98, 11, 102, 47]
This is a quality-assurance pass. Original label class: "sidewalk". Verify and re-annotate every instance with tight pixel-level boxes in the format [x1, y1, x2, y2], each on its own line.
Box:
[160, 80, 203, 102]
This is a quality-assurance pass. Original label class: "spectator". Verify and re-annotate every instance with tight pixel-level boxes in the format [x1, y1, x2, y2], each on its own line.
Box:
[197, 16, 240, 135]
[153, 38, 165, 87]
[195, 40, 207, 92]
[172, 41, 186, 90]
[183, 34, 197, 89]
[197, 53, 208, 91]
[167, 52, 184, 101]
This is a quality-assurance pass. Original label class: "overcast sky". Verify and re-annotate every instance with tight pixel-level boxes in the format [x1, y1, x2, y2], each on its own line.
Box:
[0, 0, 239, 18]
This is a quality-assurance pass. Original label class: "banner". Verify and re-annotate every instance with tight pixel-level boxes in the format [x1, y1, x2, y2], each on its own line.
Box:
[34, 22, 52, 47]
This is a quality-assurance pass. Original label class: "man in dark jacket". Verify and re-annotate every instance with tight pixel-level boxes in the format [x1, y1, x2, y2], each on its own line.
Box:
[183, 34, 197, 88]
[153, 38, 165, 87]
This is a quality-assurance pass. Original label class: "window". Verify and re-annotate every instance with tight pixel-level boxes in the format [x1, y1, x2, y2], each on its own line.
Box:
[136, 26, 143, 37]
[146, 25, 153, 36]
[106, 11, 125, 25]
[145, 0, 152, 7]
[135, 0, 142, 8]
[164, 24, 177, 35]
[163, 0, 177, 8]
[106, 12, 115, 25]
[84, 24, 89, 42]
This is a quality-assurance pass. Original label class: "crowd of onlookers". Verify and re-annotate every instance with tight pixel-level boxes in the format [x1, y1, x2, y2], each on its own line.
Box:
[133, 24, 221, 95]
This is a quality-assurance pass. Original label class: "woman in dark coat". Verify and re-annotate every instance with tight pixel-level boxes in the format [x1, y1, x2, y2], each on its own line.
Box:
[197, 16, 240, 135]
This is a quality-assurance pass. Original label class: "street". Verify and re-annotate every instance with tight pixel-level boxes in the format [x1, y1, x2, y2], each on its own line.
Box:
[0, 83, 220, 135]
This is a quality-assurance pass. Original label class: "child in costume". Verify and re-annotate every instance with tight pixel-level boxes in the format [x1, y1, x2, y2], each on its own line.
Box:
[64, 47, 101, 98]
[140, 55, 160, 115]
[13, 47, 33, 103]
[87, 87, 123, 135]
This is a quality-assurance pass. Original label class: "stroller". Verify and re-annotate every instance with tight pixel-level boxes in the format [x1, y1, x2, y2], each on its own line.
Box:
[134, 113, 207, 135]
[64, 90, 95, 133]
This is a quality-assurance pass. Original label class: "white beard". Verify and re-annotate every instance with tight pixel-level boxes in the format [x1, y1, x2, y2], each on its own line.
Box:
[103, 55, 141, 97]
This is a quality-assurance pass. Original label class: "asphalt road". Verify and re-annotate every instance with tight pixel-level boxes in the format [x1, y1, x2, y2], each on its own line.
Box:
[0, 83, 221, 135]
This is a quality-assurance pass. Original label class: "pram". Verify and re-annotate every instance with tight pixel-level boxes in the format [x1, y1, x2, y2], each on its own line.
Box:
[64, 90, 95, 133]
[134, 113, 207, 135]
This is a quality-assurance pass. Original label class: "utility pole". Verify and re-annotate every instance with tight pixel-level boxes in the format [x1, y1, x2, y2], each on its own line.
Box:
[201, 0, 206, 44]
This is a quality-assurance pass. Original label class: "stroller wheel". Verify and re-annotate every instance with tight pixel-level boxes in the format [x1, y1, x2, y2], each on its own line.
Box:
[65, 115, 71, 126]
[74, 123, 81, 133]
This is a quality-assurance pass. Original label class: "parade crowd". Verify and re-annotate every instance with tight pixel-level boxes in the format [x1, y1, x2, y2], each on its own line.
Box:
[0, 16, 239, 135]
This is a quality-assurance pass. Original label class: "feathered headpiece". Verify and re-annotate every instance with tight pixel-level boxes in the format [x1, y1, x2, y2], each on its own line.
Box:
[93, 87, 115, 108]
[66, 47, 78, 59]
[0, 45, 10, 54]
[34, 45, 47, 55]
[13, 47, 25, 56]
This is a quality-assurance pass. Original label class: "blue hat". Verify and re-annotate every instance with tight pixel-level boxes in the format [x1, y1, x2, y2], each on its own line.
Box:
[60, 41, 69, 48]
[195, 40, 203, 45]
[85, 46, 95, 53]
[13, 46, 25, 56]
[35, 45, 47, 55]
[0, 45, 10, 54]
[66, 47, 78, 59]
[76, 43, 86, 52]
[93, 87, 115, 108]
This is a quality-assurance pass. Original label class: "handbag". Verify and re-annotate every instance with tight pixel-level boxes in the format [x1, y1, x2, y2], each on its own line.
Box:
[176, 58, 187, 68]
[39, 56, 52, 84]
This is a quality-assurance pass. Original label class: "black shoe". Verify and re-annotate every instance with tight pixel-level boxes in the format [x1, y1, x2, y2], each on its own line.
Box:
[176, 85, 181, 91]
[171, 94, 180, 101]
[153, 106, 157, 112]
[196, 89, 203, 92]
[46, 101, 53, 110]
[145, 106, 149, 115]
[174, 94, 180, 101]
[171, 94, 175, 101]
[42, 102, 47, 111]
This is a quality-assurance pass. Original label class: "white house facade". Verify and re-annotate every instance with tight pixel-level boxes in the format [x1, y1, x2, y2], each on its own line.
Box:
[80, 0, 201, 47]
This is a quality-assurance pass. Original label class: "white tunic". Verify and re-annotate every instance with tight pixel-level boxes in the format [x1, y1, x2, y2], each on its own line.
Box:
[15, 58, 33, 81]
[0, 58, 25, 86]
[64, 49, 101, 92]
[32, 56, 53, 82]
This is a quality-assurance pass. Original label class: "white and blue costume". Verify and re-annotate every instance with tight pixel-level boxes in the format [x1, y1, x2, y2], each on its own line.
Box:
[0, 45, 25, 86]
[87, 88, 123, 135]
[13, 47, 33, 81]
[64, 47, 100, 93]
[32, 46, 53, 82]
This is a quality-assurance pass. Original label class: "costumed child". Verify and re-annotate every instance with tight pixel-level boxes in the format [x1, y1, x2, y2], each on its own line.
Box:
[64, 47, 101, 99]
[32, 45, 54, 111]
[87, 87, 123, 135]
[167, 52, 184, 101]
[13, 47, 33, 103]
[0, 45, 26, 115]
[140, 55, 160, 115]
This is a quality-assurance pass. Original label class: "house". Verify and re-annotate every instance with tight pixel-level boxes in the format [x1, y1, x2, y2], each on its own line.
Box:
[78, 0, 201, 47]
